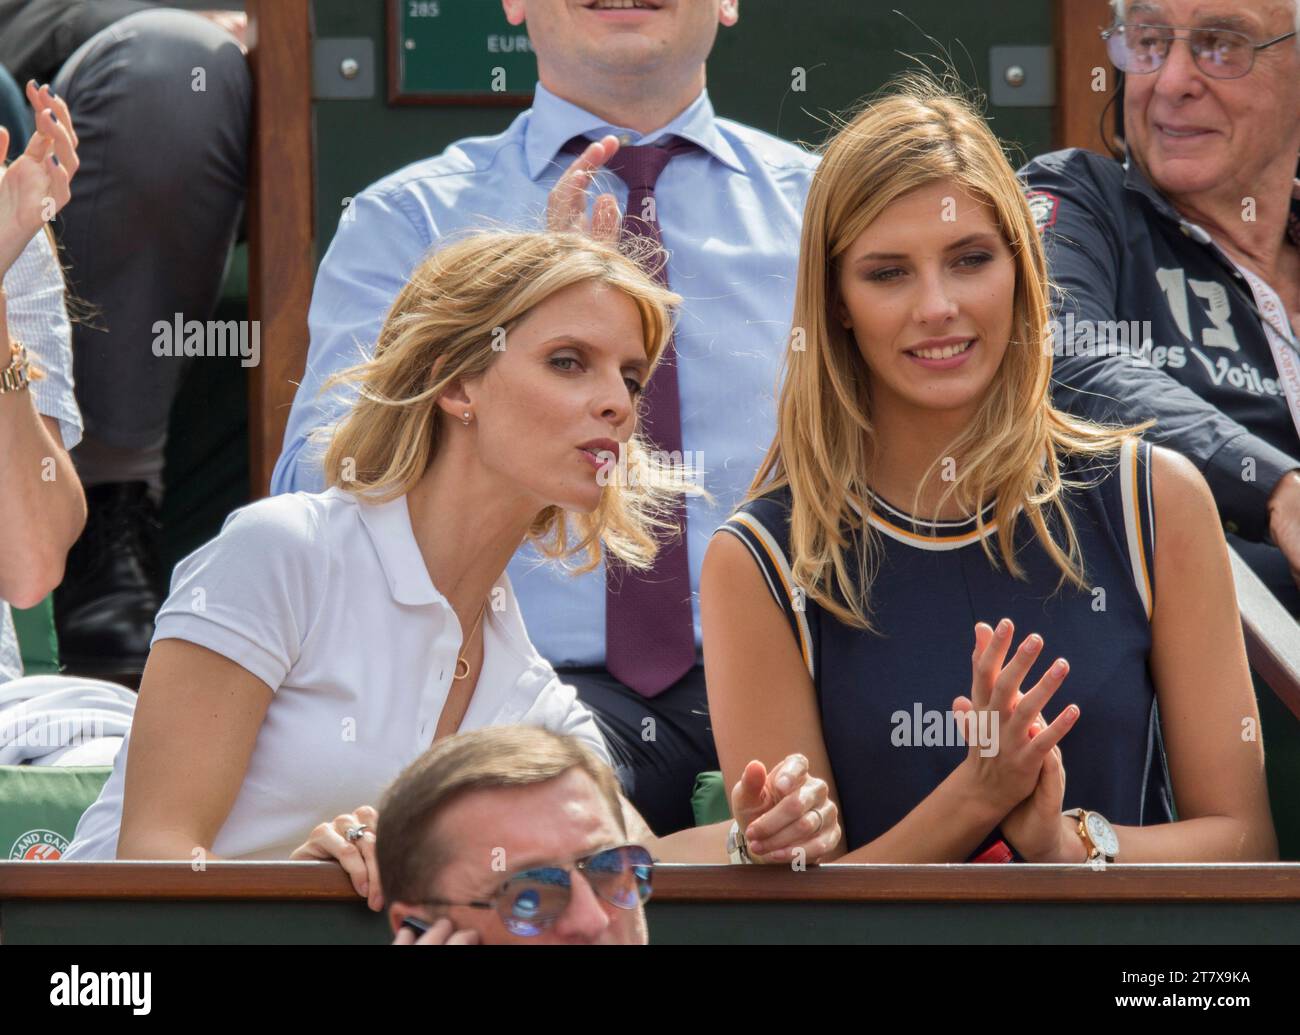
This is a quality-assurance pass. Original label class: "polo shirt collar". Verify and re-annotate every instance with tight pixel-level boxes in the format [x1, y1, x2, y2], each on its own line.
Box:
[1121, 152, 1184, 223]
[352, 490, 440, 606]
[1122, 149, 1300, 246]
[350, 494, 536, 649]
[524, 79, 744, 180]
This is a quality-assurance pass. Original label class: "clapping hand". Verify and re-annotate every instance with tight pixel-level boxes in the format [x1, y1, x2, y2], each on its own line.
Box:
[968, 624, 1084, 863]
[951, 619, 1079, 820]
[0, 81, 78, 276]
[546, 134, 622, 244]
[729, 752, 841, 863]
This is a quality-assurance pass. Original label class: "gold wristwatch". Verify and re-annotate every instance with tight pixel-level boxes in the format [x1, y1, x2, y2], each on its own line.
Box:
[0, 340, 32, 394]
[1063, 808, 1119, 863]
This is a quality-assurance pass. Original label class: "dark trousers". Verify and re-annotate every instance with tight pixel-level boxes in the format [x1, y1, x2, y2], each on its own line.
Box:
[559, 664, 719, 837]
[52, 9, 250, 456]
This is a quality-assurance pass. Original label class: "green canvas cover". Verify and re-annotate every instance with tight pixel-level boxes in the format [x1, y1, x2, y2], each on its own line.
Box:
[11, 596, 59, 675]
[0, 765, 110, 860]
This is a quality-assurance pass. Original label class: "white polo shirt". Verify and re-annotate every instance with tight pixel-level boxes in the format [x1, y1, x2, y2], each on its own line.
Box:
[65, 487, 610, 860]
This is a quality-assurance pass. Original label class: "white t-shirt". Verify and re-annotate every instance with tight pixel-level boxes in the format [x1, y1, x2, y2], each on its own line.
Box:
[1, 227, 82, 683]
[65, 487, 610, 860]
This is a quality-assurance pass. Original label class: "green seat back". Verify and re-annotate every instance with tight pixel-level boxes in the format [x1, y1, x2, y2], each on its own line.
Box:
[691, 770, 730, 827]
[0, 765, 111, 860]
[11, 596, 59, 675]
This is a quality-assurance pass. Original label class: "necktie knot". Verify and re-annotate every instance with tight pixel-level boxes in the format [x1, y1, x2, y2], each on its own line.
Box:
[561, 134, 699, 193]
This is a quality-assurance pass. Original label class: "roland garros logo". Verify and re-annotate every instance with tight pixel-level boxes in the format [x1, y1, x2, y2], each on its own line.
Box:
[10, 829, 70, 861]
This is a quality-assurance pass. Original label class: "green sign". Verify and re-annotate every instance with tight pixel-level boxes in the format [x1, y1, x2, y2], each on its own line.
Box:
[389, 0, 538, 103]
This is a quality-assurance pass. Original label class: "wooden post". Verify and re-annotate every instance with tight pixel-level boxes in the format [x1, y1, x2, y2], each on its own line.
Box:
[245, 0, 315, 498]
[1054, 0, 1117, 153]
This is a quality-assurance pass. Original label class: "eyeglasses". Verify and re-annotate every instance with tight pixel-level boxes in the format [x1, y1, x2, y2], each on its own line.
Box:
[1102, 23, 1298, 79]
[416, 844, 654, 937]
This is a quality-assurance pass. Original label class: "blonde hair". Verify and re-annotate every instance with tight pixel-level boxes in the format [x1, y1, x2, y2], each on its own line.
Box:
[320, 228, 689, 573]
[749, 77, 1149, 629]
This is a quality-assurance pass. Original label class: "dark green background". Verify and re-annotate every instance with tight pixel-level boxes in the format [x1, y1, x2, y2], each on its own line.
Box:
[5, 896, 1299, 944]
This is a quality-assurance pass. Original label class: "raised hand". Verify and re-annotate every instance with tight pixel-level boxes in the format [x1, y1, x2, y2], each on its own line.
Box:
[951, 618, 1079, 820]
[0, 81, 79, 275]
[730, 752, 841, 864]
[1266, 471, 1300, 590]
[546, 134, 622, 244]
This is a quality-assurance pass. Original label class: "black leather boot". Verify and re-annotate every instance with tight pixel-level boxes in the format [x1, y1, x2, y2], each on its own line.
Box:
[54, 481, 162, 682]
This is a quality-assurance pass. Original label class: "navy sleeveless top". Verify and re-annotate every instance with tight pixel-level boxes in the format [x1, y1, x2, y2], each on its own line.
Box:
[717, 439, 1174, 852]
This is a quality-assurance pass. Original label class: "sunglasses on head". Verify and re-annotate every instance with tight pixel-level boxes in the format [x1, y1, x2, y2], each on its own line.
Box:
[416, 843, 654, 937]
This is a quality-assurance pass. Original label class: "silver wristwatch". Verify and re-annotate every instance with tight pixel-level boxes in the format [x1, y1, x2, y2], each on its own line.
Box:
[726, 820, 754, 864]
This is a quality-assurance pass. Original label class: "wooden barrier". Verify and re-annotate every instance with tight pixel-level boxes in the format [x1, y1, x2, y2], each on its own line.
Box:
[1054, 0, 1116, 153]
[245, 0, 314, 497]
[4, 862, 1300, 944]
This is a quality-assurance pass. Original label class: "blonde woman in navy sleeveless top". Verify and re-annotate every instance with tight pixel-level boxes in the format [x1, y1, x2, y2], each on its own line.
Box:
[701, 80, 1277, 865]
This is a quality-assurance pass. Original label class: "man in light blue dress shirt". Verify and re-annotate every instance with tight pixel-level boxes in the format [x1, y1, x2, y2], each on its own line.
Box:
[271, 0, 817, 834]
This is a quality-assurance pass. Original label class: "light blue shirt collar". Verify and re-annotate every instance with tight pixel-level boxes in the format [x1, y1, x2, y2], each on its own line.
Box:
[524, 79, 744, 180]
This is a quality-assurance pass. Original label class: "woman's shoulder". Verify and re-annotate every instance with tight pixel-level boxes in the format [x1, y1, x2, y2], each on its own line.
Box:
[718, 485, 795, 537]
[217, 487, 356, 545]
[1057, 435, 1158, 503]
[177, 489, 358, 585]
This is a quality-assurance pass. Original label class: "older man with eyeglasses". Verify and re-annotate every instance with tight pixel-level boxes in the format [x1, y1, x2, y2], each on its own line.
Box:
[1021, 0, 1300, 616]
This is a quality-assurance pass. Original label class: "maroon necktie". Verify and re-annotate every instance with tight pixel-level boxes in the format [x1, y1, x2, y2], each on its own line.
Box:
[562, 134, 699, 697]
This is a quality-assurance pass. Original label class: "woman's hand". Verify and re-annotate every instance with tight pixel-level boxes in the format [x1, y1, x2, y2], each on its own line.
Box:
[0, 81, 79, 275]
[729, 753, 841, 863]
[998, 744, 1083, 862]
[290, 805, 383, 911]
[546, 134, 622, 244]
[196, 10, 249, 52]
[952, 618, 1079, 820]
[961, 647, 1088, 864]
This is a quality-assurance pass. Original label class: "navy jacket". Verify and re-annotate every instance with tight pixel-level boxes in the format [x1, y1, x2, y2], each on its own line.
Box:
[1020, 148, 1300, 609]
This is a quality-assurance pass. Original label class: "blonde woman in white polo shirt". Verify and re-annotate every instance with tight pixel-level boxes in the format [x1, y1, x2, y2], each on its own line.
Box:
[66, 227, 840, 901]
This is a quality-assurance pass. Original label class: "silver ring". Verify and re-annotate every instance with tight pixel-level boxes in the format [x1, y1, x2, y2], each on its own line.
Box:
[346, 824, 369, 842]
[807, 809, 823, 835]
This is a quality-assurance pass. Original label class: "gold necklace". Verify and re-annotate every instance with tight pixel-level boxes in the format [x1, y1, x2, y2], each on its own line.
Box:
[453, 604, 487, 680]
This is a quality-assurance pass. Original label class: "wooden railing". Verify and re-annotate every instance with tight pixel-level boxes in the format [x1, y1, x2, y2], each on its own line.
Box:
[1230, 545, 1300, 721]
[5, 861, 1300, 902]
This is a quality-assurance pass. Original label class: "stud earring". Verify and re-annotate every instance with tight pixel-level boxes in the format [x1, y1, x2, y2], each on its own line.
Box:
[461, 411, 471, 426]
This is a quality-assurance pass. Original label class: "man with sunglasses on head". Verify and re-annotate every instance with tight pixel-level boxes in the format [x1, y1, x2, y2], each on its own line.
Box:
[379, 726, 657, 945]
[1021, 0, 1300, 616]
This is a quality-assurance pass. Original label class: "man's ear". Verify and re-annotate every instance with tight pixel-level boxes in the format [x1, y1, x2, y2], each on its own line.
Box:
[719, 0, 739, 28]
[388, 901, 431, 936]
[502, 0, 525, 27]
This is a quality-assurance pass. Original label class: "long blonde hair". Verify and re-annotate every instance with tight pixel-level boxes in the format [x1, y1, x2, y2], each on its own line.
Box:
[320, 227, 690, 574]
[750, 77, 1148, 629]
